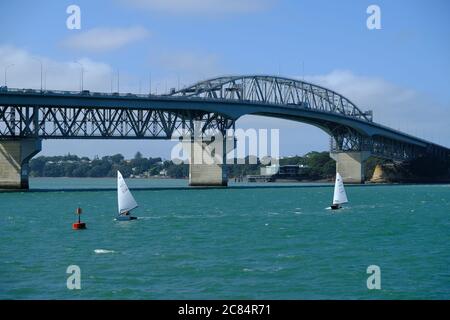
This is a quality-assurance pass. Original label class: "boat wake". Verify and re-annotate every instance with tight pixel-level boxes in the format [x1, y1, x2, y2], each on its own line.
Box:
[94, 249, 115, 254]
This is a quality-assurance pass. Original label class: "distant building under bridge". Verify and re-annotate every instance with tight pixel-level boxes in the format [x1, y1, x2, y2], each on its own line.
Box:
[247, 164, 310, 182]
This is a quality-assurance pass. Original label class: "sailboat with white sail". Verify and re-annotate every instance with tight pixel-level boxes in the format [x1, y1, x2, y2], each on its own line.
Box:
[330, 172, 348, 210]
[115, 171, 138, 221]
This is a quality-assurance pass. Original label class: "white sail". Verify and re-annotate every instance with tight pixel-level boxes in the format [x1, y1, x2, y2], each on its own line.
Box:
[333, 172, 348, 205]
[117, 171, 138, 214]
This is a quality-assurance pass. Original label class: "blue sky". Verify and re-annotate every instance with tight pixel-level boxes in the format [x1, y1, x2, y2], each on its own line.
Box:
[1, 0, 449, 158]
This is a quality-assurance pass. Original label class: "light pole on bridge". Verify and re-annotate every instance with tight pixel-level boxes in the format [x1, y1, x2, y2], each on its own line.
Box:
[32, 58, 43, 91]
[117, 69, 120, 93]
[149, 72, 152, 95]
[4, 64, 14, 87]
[75, 61, 84, 91]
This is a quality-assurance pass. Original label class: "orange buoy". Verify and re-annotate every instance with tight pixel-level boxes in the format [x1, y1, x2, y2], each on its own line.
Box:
[72, 207, 86, 230]
[72, 222, 86, 229]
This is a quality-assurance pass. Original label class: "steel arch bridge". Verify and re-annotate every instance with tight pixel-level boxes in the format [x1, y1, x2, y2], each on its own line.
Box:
[170, 75, 372, 121]
[0, 75, 449, 161]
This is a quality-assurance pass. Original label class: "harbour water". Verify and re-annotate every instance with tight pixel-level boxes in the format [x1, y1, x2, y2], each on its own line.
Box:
[1, 178, 449, 299]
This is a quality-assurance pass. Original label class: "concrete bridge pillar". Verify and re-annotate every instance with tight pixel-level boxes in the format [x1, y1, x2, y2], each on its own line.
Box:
[0, 139, 42, 189]
[330, 151, 371, 184]
[189, 135, 234, 187]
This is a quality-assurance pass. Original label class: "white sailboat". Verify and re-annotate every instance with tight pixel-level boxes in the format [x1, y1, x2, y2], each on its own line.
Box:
[330, 172, 348, 210]
[115, 171, 138, 221]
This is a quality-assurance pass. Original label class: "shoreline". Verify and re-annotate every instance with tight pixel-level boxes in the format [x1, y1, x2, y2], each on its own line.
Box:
[27, 176, 450, 184]
[1, 180, 449, 193]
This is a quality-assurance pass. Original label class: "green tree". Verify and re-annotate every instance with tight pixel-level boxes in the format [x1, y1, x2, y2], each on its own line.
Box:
[30, 156, 46, 176]
[43, 163, 64, 177]
[110, 153, 124, 164]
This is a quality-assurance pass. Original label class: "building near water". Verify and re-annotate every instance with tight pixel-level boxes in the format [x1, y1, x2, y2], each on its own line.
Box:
[260, 164, 280, 175]
[247, 164, 310, 182]
[260, 164, 309, 176]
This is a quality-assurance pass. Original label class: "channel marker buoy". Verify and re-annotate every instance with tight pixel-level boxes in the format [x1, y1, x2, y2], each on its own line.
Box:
[72, 207, 86, 230]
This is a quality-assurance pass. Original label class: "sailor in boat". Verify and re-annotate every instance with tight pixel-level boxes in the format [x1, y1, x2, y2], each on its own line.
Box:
[330, 203, 341, 210]
[117, 210, 136, 220]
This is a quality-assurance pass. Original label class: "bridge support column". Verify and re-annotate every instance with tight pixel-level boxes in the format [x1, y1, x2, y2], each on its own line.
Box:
[330, 151, 371, 184]
[0, 139, 42, 189]
[189, 136, 233, 187]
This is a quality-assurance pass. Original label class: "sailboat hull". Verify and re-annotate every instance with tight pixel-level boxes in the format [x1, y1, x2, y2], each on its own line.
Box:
[115, 216, 138, 221]
[330, 204, 341, 210]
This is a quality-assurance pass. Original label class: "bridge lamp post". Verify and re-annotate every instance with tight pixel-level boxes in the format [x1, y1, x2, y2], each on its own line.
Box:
[149, 72, 152, 95]
[117, 69, 120, 93]
[75, 61, 84, 91]
[4, 64, 14, 87]
[44, 68, 47, 90]
[32, 58, 43, 91]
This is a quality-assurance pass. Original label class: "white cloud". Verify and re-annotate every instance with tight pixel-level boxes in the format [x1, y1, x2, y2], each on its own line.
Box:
[141, 51, 225, 94]
[121, 0, 271, 14]
[62, 26, 149, 52]
[157, 51, 221, 79]
[305, 70, 416, 112]
[0, 45, 221, 94]
[236, 70, 450, 154]
[0, 45, 171, 158]
[304, 70, 450, 146]
[0, 45, 114, 91]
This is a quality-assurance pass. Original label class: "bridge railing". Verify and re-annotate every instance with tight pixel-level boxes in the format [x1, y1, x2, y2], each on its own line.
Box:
[1, 84, 373, 123]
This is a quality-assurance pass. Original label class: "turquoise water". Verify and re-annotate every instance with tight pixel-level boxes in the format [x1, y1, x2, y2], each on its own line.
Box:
[1, 178, 449, 299]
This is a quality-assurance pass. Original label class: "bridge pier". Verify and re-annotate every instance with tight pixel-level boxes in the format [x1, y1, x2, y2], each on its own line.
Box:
[189, 136, 233, 187]
[0, 139, 42, 189]
[330, 151, 371, 184]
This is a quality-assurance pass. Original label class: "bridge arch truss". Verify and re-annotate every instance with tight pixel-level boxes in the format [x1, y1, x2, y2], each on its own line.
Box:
[0, 75, 448, 161]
